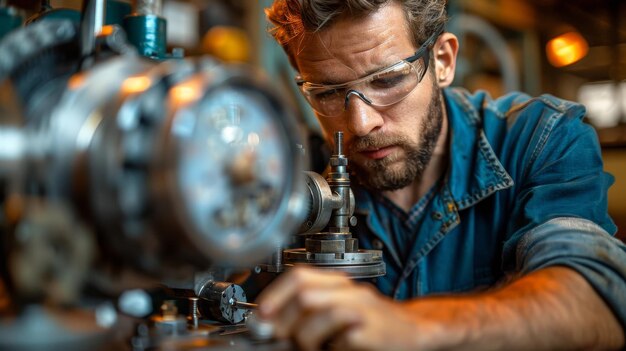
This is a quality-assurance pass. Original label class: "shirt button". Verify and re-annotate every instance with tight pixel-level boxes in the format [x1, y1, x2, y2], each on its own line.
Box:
[446, 202, 456, 213]
[372, 239, 384, 250]
[431, 211, 443, 220]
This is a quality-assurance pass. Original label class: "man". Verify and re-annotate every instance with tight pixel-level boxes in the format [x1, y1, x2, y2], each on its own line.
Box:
[257, 1, 626, 350]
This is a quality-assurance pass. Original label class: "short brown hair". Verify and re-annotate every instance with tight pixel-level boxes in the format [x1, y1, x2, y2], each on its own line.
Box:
[265, 0, 447, 69]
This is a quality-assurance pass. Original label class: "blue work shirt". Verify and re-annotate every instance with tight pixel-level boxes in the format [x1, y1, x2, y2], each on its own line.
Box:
[352, 88, 626, 328]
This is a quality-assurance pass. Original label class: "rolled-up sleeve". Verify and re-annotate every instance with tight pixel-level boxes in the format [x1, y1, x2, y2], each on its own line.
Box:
[515, 217, 626, 330]
[499, 101, 626, 330]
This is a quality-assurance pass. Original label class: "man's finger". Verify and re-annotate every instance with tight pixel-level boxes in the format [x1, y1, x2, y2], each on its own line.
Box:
[268, 296, 304, 339]
[293, 306, 362, 351]
[257, 267, 351, 317]
[294, 283, 379, 310]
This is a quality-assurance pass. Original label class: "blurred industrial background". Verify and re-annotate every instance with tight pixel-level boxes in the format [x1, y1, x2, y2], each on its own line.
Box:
[2, 0, 625, 239]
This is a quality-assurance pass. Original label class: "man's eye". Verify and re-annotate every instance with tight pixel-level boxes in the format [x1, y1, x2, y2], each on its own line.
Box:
[314, 88, 342, 100]
[370, 74, 406, 88]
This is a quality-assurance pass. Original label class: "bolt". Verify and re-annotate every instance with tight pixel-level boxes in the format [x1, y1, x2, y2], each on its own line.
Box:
[349, 216, 357, 226]
[188, 297, 199, 329]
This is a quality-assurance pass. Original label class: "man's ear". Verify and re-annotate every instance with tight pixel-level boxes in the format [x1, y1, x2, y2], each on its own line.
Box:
[433, 32, 459, 88]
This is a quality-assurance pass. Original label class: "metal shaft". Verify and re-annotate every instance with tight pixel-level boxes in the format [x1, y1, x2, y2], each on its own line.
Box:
[80, 0, 105, 58]
[327, 131, 351, 233]
[188, 297, 199, 329]
[232, 300, 258, 310]
[335, 131, 343, 155]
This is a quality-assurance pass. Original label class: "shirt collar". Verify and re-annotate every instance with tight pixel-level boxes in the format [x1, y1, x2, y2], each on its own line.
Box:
[444, 88, 514, 210]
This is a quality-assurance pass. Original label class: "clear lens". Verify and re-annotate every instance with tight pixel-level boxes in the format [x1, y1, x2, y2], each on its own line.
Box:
[300, 59, 424, 117]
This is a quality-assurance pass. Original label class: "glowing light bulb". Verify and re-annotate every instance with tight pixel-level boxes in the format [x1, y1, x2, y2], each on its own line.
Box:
[546, 31, 588, 67]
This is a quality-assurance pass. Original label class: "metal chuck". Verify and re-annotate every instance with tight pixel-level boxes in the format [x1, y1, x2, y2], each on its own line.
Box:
[284, 131, 386, 278]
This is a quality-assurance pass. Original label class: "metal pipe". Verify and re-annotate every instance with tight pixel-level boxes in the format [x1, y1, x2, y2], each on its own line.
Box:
[133, 0, 161, 16]
[94, 0, 104, 34]
[79, 0, 105, 59]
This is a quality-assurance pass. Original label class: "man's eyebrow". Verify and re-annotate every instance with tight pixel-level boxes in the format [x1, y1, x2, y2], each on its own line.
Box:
[300, 75, 348, 86]
[306, 59, 403, 85]
[305, 77, 343, 85]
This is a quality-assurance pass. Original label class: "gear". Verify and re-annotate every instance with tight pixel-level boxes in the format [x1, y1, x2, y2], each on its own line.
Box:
[0, 20, 79, 112]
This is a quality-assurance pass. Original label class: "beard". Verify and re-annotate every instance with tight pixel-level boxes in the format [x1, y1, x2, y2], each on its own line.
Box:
[347, 83, 444, 192]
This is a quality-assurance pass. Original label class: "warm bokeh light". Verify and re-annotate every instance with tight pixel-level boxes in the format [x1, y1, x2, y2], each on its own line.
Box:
[67, 73, 86, 90]
[121, 75, 152, 95]
[170, 78, 203, 105]
[546, 31, 589, 67]
[202, 26, 250, 63]
[99, 25, 115, 36]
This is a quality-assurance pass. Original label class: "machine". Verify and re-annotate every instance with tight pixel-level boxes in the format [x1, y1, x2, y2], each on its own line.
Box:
[0, 0, 385, 349]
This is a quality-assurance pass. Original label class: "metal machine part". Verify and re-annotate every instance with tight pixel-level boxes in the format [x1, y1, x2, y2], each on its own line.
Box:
[165, 271, 255, 325]
[132, 313, 293, 351]
[0, 4, 380, 351]
[123, 0, 167, 59]
[232, 300, 258, 310]
[245, 311, 274, 341]
[0, 0, 23, 41]
[0, 15, 308, 351]
[22, 0, 174, 60]
[152, 300, 189, 336]
[284, 132, 386, 278]
[133, 272, 293, 351]
[197, 281, 248, 324]
[0, 17, 306, 305]
[80, 0, 105, 60]
[132, 272, 290, 351]
[133, 0, 161, 16]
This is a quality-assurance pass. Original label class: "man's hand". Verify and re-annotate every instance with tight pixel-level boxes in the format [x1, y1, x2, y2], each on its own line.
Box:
[256, 266, 624, 351]
[256, 267, 424, 351]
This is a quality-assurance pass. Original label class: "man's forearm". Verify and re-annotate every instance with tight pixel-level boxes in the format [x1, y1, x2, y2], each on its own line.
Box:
[405, 266, 624, 350]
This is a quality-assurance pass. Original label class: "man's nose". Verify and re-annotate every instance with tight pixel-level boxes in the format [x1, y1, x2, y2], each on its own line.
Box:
[344, 92, 384, 137]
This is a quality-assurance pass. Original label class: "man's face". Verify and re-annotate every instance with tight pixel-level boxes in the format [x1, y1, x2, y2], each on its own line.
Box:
[294, 2, 444, 191]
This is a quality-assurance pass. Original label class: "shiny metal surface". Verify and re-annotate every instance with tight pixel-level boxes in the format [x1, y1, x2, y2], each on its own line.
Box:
[245, 312, 274, 341]
[133, 0, 161, 16]
[286, 132, 385, 278]
[0, 10, 385, 351]
[0, 17, 307, 351]
[283, 248, 383, 265]
[232, 301, 258, 310]
[0, 19, 306, 278]
[198, 282, 247, 324]
[298, 171, 338, 234]
[79, 0, 105, 59]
